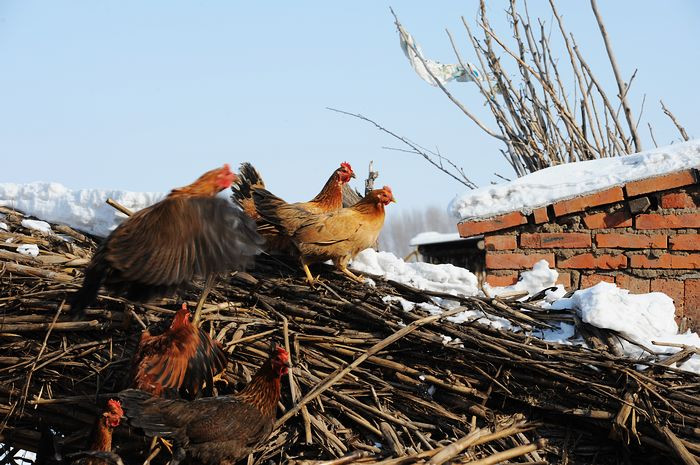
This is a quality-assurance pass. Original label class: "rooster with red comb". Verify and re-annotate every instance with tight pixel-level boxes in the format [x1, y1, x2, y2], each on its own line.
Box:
[69, 164, 263, 322]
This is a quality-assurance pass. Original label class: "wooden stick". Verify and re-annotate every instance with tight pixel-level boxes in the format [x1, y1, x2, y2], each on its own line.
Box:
[105, 198, 134, 217]
[274, 306, 468, 428]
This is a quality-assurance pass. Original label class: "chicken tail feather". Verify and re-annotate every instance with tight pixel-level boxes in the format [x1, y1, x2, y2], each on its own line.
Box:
[118, 389, 186, 443]
[231, 162, 264, 209]
[68, 251, 108, 320]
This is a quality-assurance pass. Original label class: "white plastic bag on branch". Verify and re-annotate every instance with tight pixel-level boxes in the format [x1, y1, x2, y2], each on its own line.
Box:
[397, 23, 480, 87]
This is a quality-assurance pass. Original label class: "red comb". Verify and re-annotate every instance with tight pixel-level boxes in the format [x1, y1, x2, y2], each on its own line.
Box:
[107, 399, 123, 414]
[340, 162, 353, 171]
[382, 185, 392, 193]
[275, 345, 290, 362]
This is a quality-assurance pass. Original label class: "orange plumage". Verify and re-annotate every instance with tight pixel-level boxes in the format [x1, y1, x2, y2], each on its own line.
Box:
[69, 165, 262, 319]
[78, 399, 123, 465]
[130, 303, 227, 399]
[231, 162, 355, 252]
[120, 346, 290, 465]
[253, 186, 395, 283]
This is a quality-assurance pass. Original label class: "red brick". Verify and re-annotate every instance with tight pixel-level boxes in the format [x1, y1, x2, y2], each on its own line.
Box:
[636, 213, 700, 229]
[629, 253, 700, 269]
[484, 235, 517, 251]
[485, 253, 555, 270]
[625, 170, 697, 197]
[685, 279, 700, 323]
[520, 232, 591, 249]
[595, 233, 667, 249]
[672, 254, 700, 269]
[651, 279, 685, 315]
[669, 234, 700, 251]
[556, 271, 572, 289]
[615, 274, 650, 294]
[583, 209, 633, 229]
[552, 187, 624, 217]
[661, 192, 697, 209]
[558, 253, 627, 269]
[580, 273, 615, 288]
[458, 211, 527, 237]
[485, 273, 519, 287]
[532, 207, 549, 224]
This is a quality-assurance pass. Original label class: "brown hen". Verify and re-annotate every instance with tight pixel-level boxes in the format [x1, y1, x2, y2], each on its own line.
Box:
[130, 303, 227, 399]
[69, 165, 262, 319]
[231, 162, 355, 252]
[119, 346, 289, 465]
[253, 186, 395, 284]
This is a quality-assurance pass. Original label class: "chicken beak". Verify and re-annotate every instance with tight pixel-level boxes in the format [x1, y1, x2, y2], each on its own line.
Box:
[350, 172, 356, 179]
[391, 197, 397, 203]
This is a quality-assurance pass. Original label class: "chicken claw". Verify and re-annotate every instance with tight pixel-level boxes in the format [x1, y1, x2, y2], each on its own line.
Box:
[303, 264, 316, 286]
[341, 267, 365, 283]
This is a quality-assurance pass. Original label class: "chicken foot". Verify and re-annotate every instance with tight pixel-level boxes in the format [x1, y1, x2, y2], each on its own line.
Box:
[192, 273, 216, 326]
[339, 266, 365, 283]
[302, 264, 322, 286]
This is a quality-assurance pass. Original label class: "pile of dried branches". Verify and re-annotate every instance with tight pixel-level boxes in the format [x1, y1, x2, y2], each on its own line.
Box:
[1, 206, 700, 465]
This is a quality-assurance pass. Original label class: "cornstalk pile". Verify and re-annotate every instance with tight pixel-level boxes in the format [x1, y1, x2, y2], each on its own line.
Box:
[1, 206, 700, 465]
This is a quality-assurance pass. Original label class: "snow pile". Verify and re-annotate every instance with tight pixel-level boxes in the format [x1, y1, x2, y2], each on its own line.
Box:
[21, 219, 52, 234]
[17, 244, 40, 257]
[486, 259, 565, 302]
[409, 231, 466, 246]
[351, 248, 479, 297]
[551, 282, 700, 374]
[449, 140, 700, 220]
[0, 182, 164, 237]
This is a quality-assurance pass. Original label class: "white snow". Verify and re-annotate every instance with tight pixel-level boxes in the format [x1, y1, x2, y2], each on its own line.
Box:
[449, 140, 700, 221]
[409, 231, 468, 246]
[21, 219, 52, 234]
[0, 222, 7, 231]
[486, 259, 565, 302]
[364, 251, 699, 375]
[17, 244, 39, 257]
[0, 182, 164, 237]
[551, 282, 700, 374]
[351, 248, 479, 297]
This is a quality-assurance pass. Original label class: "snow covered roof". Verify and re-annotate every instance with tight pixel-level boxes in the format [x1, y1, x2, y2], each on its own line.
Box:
[449, 140, 700, 222]
[409, 231, 472, 246]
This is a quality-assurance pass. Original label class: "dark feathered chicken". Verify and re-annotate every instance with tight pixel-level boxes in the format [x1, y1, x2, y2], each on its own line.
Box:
[69, 165, 263, 319]
[119, 346, 289, 465]
[130, 303, 227, 399]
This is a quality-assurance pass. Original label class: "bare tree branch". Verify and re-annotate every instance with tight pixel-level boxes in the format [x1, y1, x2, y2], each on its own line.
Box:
[590, 0, 643, 152]
[327, 107, 478, 189]
[660, 100, 690, 141]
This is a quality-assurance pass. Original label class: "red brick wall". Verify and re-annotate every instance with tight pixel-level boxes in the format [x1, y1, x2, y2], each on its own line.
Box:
[482, 182, 700, 328]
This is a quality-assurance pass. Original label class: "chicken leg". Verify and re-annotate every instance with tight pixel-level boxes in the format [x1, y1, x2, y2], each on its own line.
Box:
[339, 266, 365, 283]
[302, 264, 321, 286]
[192, 274, 216, 327]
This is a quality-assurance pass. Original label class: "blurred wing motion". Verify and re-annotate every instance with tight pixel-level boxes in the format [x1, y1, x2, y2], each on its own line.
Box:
[70, 165, 263, 319]
[253, 186, 395, 284]
[231, 162, 355, 252]
[120, 346, 290, 465]
[132, 304, 227, 399]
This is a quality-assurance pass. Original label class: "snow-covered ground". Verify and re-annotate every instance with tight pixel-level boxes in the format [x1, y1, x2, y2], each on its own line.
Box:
[449, 140, 700, 221]
[0, 182, 163, 237]
[352, 251, 700, 375]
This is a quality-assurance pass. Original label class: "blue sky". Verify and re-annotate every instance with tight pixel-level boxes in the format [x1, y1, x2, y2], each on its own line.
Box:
[0, 1, 697, 215]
